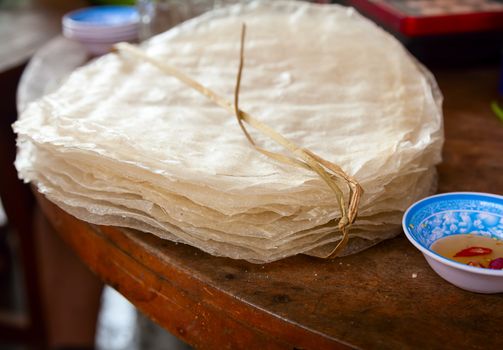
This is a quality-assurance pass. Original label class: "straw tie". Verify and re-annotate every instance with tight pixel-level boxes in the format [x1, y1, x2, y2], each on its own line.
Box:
[115, 23, 363, 257]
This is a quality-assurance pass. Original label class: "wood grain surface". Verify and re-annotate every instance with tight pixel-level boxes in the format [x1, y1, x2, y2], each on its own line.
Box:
[35, 66, 503, 350]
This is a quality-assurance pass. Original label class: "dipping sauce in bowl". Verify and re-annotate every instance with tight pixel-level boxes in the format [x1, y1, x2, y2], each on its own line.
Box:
[431, 234, 503, 269]
[402, 192, 503, 293]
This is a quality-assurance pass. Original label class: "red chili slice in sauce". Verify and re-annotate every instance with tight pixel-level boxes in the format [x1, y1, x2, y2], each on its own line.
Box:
[488, 258, 503, 270]
[454, 246, 492, 257]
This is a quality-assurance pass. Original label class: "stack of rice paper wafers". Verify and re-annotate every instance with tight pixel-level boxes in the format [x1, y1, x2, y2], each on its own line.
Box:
[14, 0, 443, 263]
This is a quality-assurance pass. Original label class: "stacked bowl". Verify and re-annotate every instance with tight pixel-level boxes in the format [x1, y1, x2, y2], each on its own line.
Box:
[62, 6, 139, 55]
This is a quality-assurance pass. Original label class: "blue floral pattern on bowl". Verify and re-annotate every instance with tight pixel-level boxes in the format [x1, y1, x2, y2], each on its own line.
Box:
[404, 193, 503, 249]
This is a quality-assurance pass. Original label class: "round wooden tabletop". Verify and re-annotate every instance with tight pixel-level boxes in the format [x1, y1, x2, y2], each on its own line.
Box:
[21, 38, 503, 349]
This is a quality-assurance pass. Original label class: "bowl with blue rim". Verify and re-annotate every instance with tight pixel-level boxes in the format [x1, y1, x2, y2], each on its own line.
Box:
[62, 5, 139, 55]
[403, 192, 503, 293]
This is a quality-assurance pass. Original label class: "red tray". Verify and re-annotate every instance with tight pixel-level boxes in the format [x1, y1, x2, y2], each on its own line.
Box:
[349, 0, 503, 37]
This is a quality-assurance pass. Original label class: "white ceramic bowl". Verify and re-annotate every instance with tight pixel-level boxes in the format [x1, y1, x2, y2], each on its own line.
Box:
[403, 192, 503, 293]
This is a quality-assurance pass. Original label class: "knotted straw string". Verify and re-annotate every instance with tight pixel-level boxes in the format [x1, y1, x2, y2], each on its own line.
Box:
[115, 24, 363, 257]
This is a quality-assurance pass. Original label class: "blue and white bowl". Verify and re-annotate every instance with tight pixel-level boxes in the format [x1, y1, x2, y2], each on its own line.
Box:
[403, 192, 503, 293]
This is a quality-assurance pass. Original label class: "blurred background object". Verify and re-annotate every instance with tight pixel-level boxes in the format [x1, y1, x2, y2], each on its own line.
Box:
[136, 0, 336, 40]
[349, 0, 503, 66]
[136, 0, 252, 40]
[62, 5, 139, 55]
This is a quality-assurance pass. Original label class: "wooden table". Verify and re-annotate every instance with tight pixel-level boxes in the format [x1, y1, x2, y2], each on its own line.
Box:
[21, 38, 503, 349]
